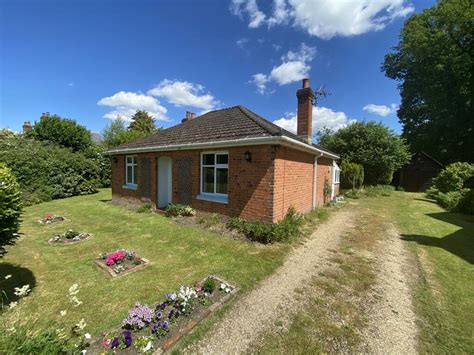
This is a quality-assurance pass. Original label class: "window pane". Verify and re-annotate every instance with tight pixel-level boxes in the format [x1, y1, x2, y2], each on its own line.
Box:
[202, 167, 215, 193]
[133, 164, 138, 184]
[216, 168, 228, 194]
[127, 166, 133, 184]
[127, 156, 133, 164]
[216, 154, 228, 165]
[203, 154, 214, 165]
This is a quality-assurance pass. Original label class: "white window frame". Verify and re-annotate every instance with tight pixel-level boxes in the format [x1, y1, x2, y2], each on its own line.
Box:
[124, 155, 138, 188]
[199, 151, 229, 200]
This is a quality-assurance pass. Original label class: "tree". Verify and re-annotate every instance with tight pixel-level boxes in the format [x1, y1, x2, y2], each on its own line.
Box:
[382, 0, 473, 164]
[317, 122, 411, 185]
[0, 163, 22, 253]
[340, 160, 364, 189]
[102, 116, 151, 148]
[128, 110, 156, 134]
[27, 113, 92, 152]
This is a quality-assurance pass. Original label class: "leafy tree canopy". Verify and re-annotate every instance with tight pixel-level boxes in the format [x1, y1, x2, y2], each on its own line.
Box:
[382, 0, 473, 164]
[317, 122, 411, 185]
[128, 110, 157, 134]
[27, 113, 93, 152]
[101, 116, 152, 148]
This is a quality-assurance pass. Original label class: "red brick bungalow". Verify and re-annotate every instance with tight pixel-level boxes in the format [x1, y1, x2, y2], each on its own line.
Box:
[107, 79, 340, 223]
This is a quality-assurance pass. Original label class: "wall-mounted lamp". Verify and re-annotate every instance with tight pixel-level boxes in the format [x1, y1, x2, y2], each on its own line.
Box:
[113, 157, 118, 163]
[244, 151, 252, 162]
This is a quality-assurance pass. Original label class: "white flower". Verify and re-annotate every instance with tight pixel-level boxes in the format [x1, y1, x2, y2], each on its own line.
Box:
[9, 301, 18, 309]
[84, 333, 91, 340]
[4, 274, 12, 279]
[225, 287, 231, 293]
[81, 350, 87, 354]
[14, 284, 31, 297]
[60, 310, 67, 317]
[69, 284, 79, 296]
[75, 318, 87, 331]
[143, 341, 153, 352]
[220, 283, 226, 290]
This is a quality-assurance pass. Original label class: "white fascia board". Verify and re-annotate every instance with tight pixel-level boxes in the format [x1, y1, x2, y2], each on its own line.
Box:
[105, 136, 339, 159]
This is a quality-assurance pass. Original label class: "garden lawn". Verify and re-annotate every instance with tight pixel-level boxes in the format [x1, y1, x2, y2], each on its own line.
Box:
[393, 193, 474, 353]
[0, 189, 288, 335]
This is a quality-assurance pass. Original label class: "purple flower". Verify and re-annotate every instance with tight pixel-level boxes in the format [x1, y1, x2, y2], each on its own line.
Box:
[156, 311, 162, 320]
[151, 322, 160, 334]
[122, 330, 133, 347]
[168, 310, 174, 319]
[162, 321, 168, 330]
[122, 303, 154, 330]
[110, 337, 119, 349]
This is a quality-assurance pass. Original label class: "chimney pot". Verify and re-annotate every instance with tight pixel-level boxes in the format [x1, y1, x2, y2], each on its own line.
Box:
[182, 111, 196, 123]
[302, 78, 310, 88]
[22, 121, 32, 133]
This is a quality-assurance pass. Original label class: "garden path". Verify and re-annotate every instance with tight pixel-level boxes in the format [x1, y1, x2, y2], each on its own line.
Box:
[185, 202, 419, 354]
[187, 208, 358, 354]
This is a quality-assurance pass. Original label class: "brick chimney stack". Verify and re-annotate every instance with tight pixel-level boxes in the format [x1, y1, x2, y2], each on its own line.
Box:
[296, 78, 314, 144]
[22, 121, 32, 133]
[181, 111, 196, 123]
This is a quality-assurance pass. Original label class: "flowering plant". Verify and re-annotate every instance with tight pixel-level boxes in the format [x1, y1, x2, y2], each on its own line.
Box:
[177, 286, 197, 314]
[122, 303, 154, 330]
[106, 250, 127, 266]
[39, 213, 65, 224]
[110, 330, 133, 350]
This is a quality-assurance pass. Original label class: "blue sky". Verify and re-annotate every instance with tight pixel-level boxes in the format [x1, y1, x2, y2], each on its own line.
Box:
[0, 0, 435, 135]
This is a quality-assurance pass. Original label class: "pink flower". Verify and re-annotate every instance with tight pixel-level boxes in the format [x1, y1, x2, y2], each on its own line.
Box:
[105, 250, 127, 266]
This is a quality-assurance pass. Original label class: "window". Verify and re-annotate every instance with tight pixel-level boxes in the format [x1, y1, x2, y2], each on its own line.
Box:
[334, 169, 340, 184]
[125, 156, 138, 187]
[201, 152, 228, 196]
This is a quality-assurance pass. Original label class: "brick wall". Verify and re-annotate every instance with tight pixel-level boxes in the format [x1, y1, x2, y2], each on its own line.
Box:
[111, 145, 276, 222]
[111, 145, 335, 223]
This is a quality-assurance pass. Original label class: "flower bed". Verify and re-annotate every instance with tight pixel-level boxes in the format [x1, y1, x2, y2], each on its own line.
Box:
[39, 213, 65, 224]
[91, 276, 237, 353]
[48, 230, 91, 244]
[95, 250, 150, 277]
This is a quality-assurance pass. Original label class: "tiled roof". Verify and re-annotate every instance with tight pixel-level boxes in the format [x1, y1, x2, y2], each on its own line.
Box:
[108, 105, 337, 156]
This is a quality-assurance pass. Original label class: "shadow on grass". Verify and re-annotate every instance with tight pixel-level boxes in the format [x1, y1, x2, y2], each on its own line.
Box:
[414, 197, 438, 205]
[0, 263, 36, 306]
[0, 232, 21, 258]
[401, 212, 474, 264]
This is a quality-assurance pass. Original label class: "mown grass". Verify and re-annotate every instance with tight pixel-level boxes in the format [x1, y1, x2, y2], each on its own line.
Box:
[0, 189, 289, 335]
[392, 193, 474, 353]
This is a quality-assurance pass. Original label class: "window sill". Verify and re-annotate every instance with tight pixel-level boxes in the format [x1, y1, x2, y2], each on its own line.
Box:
[196, 194, 228, 204]
[122, 184, 138, 190]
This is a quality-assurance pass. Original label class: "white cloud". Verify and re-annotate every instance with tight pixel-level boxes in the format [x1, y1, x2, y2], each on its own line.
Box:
[147, 79, 219, 112]
[231, 0, 414, 39]
[273, 106, 356, 133]
[97, 91, 168, 121]
[251, 43, 315, 93]
[363, 103, 398, 117]
[231, 0, 266, 28]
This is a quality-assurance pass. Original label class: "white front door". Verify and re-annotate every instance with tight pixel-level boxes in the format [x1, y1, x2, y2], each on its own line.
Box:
[157, 157, 172, 208]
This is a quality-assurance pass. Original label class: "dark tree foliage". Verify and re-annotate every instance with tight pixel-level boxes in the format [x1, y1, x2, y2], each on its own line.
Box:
[317, 122, 411, 185]
[27, 113, 93, 152]
[382, 0, 473, 164]
[128, 110, 157, 134]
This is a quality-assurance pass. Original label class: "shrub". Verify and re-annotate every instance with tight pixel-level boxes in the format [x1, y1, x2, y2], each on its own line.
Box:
[165, 203, 195, 217]
[344, 189, 362, 199]
[0, 135, 100, 205]
[364, 185, 395, 197]
[0, 163, 22, 246]
[456, 189, 474, 215]
[227, 208, 303, 244]
[0, 324, 68, 354]
[197, 213, 220, 228]
[432, 162, 474, 193]
[137, 202, 152, 213]
[340, 160, 364, 189]
[435, 191, 464, 211]
[202, 277, 216, 294]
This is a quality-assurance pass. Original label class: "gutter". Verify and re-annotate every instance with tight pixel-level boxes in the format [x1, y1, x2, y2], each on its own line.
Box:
[105, 136, 339, 159]
[312, 152, 324, 209]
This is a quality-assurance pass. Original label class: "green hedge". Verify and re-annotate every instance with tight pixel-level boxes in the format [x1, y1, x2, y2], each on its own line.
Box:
[0, 163, 22, 246]
[0, 134, 101, 205]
